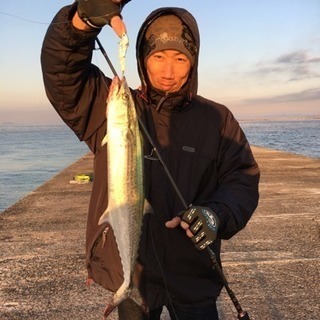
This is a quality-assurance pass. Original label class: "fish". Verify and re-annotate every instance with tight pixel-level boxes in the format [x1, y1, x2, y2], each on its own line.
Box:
[99, 76, 147, 318]
[119, 33, 129, 76]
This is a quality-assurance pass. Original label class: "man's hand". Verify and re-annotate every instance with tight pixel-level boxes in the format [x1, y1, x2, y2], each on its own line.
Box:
[77, 0, 131, 35]
[166, 206, 220, 250]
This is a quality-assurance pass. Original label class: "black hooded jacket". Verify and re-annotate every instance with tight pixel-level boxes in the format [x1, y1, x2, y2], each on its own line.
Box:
[41, 4, 260, 309]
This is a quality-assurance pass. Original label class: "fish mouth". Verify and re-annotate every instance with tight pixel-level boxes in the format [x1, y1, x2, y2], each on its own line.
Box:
[110, 76, 127, 96]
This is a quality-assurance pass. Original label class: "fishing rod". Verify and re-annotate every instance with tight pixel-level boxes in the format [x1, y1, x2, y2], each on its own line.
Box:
[96, 37, 251, 320]
[96, 38, 118, 77]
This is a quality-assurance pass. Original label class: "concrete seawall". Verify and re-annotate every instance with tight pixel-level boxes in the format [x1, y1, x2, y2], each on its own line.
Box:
[0, 147, 319, 319]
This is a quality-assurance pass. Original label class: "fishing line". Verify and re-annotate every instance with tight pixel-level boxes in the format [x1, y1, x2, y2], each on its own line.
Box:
[0, 7, 124, 27]
[149, 222, 181, 320]
[0, 11, 70, 26]
[96, 38, 118, 78]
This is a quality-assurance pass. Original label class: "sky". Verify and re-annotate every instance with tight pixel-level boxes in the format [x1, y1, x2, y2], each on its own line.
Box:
[0, 0, 319, 125]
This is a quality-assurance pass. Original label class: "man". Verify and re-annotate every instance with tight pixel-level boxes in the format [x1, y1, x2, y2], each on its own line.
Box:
[41, 1, 260, 319]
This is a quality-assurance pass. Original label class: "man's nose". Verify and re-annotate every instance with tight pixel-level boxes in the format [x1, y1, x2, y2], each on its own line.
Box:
[163, 61, 174, 78]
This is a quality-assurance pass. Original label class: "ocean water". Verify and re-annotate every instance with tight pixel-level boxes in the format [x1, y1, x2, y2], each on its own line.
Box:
[0, 120, 319, 213]
[240, 119, 320, 159]
[0, 125, 88, 212]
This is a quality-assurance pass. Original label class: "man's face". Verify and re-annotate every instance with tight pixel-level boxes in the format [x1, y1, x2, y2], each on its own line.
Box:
[145, 50, 191, 93]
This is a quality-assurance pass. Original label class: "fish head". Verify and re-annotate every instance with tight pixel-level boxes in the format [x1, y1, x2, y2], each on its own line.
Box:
[107, 76, 132, 124]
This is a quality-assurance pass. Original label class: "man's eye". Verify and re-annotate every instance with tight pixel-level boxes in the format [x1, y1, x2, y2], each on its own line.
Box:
[177, 57, 187, 63]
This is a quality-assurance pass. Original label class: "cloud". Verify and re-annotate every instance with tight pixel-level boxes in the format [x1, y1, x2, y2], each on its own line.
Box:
[255, 50, 320, 81]
[243, 87, 320, 105]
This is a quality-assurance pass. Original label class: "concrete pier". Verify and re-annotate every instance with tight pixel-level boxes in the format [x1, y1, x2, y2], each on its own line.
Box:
[0, 147, 319, 319]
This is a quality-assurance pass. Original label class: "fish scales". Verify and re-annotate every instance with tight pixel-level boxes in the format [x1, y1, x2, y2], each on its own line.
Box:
[99, 76, 147, 318]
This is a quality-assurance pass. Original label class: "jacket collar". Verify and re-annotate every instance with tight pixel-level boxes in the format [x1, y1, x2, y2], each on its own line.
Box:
[143, 85, 192, 114]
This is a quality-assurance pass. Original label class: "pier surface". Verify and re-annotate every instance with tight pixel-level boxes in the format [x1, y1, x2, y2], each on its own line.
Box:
[0, 147, 319, 319]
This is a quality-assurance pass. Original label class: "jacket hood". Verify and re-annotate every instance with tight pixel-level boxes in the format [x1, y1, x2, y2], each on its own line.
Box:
[136, 7, 200, 98]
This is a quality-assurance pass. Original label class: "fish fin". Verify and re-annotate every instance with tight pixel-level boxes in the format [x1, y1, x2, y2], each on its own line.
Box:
[101, 134, 108, 147]
[103, 285, 148, 319]
[98, 208, 110, 225]
[103, 303, 117, 319]
[117, 298, 149, 320]
[130, 286, 149, 314]
[143, 199, 153, 215]
[99, 197, 119, 225]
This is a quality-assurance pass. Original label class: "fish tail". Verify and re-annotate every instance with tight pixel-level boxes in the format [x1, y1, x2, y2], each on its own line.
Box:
[130, 286, 149, 315]
[102, 286, 148, 319]
[103, 302, 117, 319]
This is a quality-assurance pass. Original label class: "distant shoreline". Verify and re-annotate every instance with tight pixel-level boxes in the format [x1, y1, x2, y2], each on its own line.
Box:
[239, 115, 320, 122]
[1, 114, 320, 126]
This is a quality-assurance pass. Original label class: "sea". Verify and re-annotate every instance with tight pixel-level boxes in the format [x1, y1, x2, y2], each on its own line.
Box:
[0, 119, 319, 213]
[240, 119, 320, 159]
[0, 125, 88, 213]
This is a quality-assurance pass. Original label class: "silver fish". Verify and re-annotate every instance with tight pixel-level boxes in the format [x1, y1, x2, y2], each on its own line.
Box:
[119, 33, 129, 76]
[99, 76, 147, 318]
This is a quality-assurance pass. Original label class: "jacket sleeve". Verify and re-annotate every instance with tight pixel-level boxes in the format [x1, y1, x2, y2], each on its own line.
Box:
[41, 4, 110, 148]
[204, 110, 260, 240]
